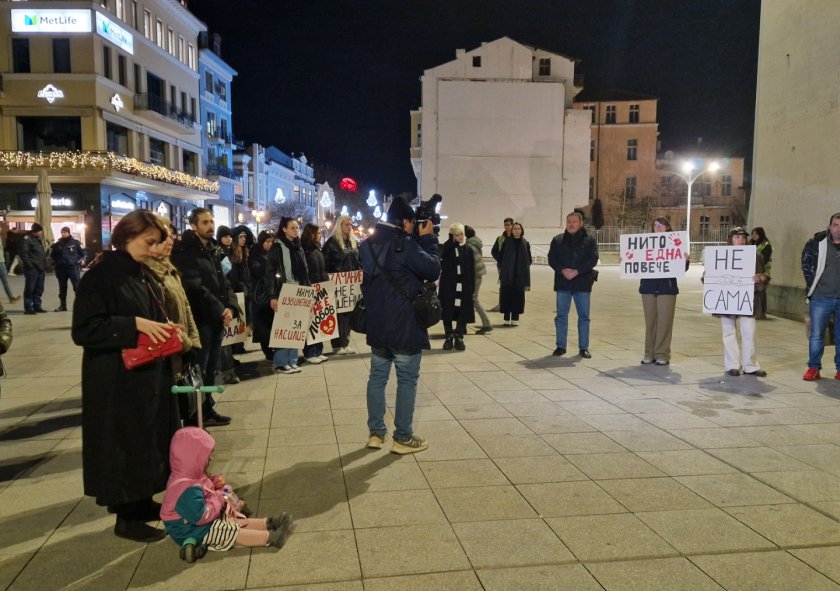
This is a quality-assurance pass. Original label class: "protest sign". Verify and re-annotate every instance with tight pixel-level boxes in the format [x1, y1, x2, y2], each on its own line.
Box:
[330, 270, 363, 313]
[703, 245, 756, 315]
[620, 231, 688, 279]
[269, 284, 316, 348]
[221, 292, 247, 346]
[307, 280, 338, 345]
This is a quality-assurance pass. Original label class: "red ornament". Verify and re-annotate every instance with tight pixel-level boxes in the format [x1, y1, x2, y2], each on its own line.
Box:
[339, 177, 358, 192]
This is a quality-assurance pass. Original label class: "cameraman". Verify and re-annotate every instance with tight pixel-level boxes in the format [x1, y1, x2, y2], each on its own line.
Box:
[360, 196, 441, 454]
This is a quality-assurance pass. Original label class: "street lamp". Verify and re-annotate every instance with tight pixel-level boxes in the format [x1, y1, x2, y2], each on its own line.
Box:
[671, 160, 720, 247]
[252, 209, 264, 234]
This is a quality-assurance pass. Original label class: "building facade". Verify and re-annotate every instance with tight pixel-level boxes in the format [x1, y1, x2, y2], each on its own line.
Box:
[410, 36, 590, 247]
[0, 0, 215, 251]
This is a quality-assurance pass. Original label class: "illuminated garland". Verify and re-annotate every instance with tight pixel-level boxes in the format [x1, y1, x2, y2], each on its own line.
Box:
[0, 151, 219, 194]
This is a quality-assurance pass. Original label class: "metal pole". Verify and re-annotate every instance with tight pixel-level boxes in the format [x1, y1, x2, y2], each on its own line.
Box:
[685, 178, 693, 252]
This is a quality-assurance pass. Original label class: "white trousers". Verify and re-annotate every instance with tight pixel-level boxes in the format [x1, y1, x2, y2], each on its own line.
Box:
[720, 316, 760, 372]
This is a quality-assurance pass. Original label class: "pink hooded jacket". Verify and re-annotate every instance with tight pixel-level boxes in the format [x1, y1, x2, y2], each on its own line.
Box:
[160, 427, 225, 526]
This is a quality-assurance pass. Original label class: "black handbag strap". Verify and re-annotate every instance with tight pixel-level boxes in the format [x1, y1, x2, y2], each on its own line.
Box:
[141, 272, 171, 323]
[369, 242, 416, 304]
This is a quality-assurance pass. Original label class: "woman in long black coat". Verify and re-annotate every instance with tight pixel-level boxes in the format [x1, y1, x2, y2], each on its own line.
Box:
[498, 222, 532, 326]
[71, 210, 178, 543]
[439, 223, 475, 350]
[248, 230, 275, 360]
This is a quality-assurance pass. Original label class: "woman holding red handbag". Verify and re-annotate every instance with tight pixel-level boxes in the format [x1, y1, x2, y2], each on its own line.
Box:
[72, 210, 182, 543]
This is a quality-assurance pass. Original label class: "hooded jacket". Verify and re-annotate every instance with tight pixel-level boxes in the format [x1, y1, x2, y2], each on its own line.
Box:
[160, 427, 225, 545]
[465, 235, 486, 278]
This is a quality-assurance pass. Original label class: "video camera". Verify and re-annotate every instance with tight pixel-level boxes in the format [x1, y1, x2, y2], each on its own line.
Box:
[414, 193, 443, 235]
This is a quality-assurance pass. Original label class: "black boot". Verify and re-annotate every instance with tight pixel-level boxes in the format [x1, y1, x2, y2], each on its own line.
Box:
[54, 301, 67, 312]
[454, 334, 465, 351]
[443, 336, 454, 351]
[114, 515, 166, 542]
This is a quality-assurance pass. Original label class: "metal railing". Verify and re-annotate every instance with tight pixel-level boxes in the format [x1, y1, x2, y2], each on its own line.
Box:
[134, 93, 195, 128]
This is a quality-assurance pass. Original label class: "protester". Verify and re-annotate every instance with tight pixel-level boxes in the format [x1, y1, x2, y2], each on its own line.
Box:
[71, 210, 179, 542]
[465, 225, 492, 334]
[498, 222, 532, 327]
[801, 213, 840, 380]
[439, 223, 475, 350]
[360, 196, 440, 454]
[249, 230, 275, 361]
[215, 225, 241, 384]
[301, 223, 330, 364]
[323, 215, 360, 354]
[49, 226, 84, 311]
[548, 212, 598, 357]
[172, 208, 238, 426]
[264, 217, 310, 374]
[20, 223, 47, 315]
[750, 227, 772, 320]
[0, 226, 20, 304]
[639, 217, 683, 365]
[490, 217, 514, 312]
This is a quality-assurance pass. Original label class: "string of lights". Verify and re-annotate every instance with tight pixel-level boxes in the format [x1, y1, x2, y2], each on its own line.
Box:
[0, 151, 219, 194]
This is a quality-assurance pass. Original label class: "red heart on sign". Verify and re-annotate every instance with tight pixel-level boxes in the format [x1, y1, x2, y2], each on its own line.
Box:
[320, 317, 336, 335]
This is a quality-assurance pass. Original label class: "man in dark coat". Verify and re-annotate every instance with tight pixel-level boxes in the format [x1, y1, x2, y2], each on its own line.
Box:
[547, 212, 599, 358]
[489, 217, 514, 311]
[171, 208, 238, 426]
[20, 223, 47, 314]
[360, 196, 440, 454]
[49, 226, 84, 311]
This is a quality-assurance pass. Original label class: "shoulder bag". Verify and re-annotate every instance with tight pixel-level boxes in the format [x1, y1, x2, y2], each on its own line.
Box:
[370, 242, 441, 329]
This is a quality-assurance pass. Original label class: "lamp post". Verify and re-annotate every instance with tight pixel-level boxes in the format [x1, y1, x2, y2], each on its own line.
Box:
[671, 160, 720, 248]
[252, 209, 264, 234]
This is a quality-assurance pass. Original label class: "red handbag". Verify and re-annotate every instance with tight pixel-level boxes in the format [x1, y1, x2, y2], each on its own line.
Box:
[122, 325, 183, 370]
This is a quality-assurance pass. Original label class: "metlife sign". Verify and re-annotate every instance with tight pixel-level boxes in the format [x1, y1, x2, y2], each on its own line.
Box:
[95, 12, 134, 55]
[11, 9, 92, 33]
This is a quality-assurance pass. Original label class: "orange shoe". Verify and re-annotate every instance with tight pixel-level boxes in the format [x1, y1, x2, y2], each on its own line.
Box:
[803, 368, 821, 381]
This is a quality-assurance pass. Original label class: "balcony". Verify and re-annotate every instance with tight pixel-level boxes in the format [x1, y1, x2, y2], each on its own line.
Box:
[207, 130, 232, 144]
[134, 93, 195, 130]
[206, 163, 235, 179]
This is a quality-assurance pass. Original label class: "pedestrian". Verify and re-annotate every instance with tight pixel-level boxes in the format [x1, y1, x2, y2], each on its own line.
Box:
[639, 217, 683, 365]
[71, 210, 179, 542]
[548, 212, 598, 357]
[490, 217, 514, 312]
[439, 223, 475, 350]
[0, 225, 20, 304]
[264, 217, 310, 374]
[215, 225, 240, 385]
[20, 223, 47, 315]
[171, 208, 238, 426]
[229, 228, 251, 356]
[323, 215, 361, 355]
[301, 223, 330, 364]
[49, 226, 84, 311]
[465, 225, 492, 334]
[249, 229, 275, 361]
[801, 212, 840, 381]
[750, 226, 772, 319]
[497, 222, 532, 327]
[360, 196, 441, 454]
[6, 229, 24, 275]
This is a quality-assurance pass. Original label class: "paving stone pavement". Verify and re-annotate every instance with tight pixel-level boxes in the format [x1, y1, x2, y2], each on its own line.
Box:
[3, 265, 840, 590]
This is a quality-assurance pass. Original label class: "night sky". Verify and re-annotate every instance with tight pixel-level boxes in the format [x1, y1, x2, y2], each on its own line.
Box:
[188, 0, 761, 195]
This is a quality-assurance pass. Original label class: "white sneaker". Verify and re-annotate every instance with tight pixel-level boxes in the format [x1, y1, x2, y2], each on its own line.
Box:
[305, 356, 323, 364]
[343, 346, 356, 354]
[274, 365, 296, 374]
[291, 364, 302, 373]
[317, 354, 329, 362]
[335, 347, 349, 355]
[512, 320, 519, 326]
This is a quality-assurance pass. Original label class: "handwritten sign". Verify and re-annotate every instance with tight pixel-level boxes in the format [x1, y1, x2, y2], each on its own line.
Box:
[620, 232, 688, 279]
[329, 271, 363, 313]
[703, 246, 756, 315]
[307, 280, 338, 344]
[269, 284, 316, 348]
[221, 293, 247, 346]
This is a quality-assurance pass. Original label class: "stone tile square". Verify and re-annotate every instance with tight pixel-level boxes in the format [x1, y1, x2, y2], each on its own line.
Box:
[586, 557, 725, 591]
[640, 412, 720, 430]
[667, 427, 761, 449]
[517, 481, 625, 517]
[267, 425, 338, 448]
[537, 388, 602, 401]
[493, 455, 588, 484]
[349, 489, 447, 528]
[756, 470, 840, 502]
[444, 403, 513, 420]
[541, 432, 626, 454]
[130, 543, 251, 590]
[356, 524, 470, 578]
[636, 508, 777, 554]
[344, 457, 428, 494]
[565, 452, 665, 480]
[612, 399, 682, 414]
[477, 564, 604, 591]
[724, 503, 840, 547]
[453, 518, 573, 567]
[580, 413, 652, 431]
[364, 571, 483, 591]
[558, 399, 625, 415]
[598, 478, 713, 512]
[470, 432, 558, 458]
[774, 443, 840, 472]
[604, 428, 695, 451]
[270, 407, 335, 427]
[434, 485, 536, 522]
[690, 551, 839, 591]
[707, 446, 817, 472]
[258, 496, 351, 532]
[675, 473, 795, 507]
[247, 530, 360, 587]
[733, 425, 828, 446]
[812, 500, 840, 520]
[547, 513, 677, 561]
[636, 450, 739, 476]
[790, 547, 840, 585]
[518, 414, 596, 434]
[419, 459, 510, 488]
[501, 402, 569, 417]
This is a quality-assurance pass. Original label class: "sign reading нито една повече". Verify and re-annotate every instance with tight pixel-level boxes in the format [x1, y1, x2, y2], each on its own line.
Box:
[620, 232, 688, 279]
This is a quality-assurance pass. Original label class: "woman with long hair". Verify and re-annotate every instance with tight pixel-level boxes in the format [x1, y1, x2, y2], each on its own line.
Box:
[301, 223, 330, 363]
[249, 229, 275, 361]
[498, 222, 532, 326]
[323, 215, 361, 354]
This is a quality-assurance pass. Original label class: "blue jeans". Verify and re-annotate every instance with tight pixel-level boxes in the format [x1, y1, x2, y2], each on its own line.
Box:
[366, 347, 422, 440]
[303, 342, 323, 359]
[272, 347, 299, 367]
[808, 296, 840, 370]
[555, 290, 591, 349]
[23, 268, 45, 311]
[196, 324, 223, 411]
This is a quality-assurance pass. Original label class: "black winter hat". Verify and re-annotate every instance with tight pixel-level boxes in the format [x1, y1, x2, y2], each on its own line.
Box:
[30, 223, 43, 233]
[216, 225, 233, 240]
[386, 196, 415, 223]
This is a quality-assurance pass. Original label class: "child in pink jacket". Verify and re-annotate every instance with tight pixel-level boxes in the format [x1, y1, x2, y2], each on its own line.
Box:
[160, 427, 292, 556]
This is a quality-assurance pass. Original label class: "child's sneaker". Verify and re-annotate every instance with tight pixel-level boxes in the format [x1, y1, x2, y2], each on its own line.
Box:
[267, 513, 294, 548]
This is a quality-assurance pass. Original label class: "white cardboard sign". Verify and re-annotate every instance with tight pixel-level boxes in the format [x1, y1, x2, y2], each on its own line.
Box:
[620, 231, 688, 279]
[329, 271, 363, 313]
[306, 280, 338, 345]
[703, 246, 756, 315]
[268, 284, 316, 348]
[221, 293, 247, 346]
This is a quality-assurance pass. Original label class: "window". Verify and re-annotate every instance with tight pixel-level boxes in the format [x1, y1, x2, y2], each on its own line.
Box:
[180, 91, 187, 112]
[585, 105, 596, 124]
[143, 10, 152, 40]
[625, 177, 637, 200]
[538, 57, 551, 76]
[167, 28, 175, 56]
[699, 215, 710, 232]
[294, 184, 301, 202]
[106, 122, 128, 154]
[53, 39, 71, 73]
[170, 84, 177, 106]
[589, 177, 594, 200]
[116, 0, 124, 20]
[629, 103, 640, 123]
[149, 138, 166, 166]
[417, 123, 422, 147]
[190, 98, 197, 122]
[156, 19, 164, 49]
[12, 39, 30, 73]
[590, 140, 595, 162]
[605, 105, 616, 124]
[720, 215, 732, 230]
[133, 64, 142, 91]
[183, 151, 197, 175]
[178, 36, 185, 62]
[627, 139, 637, 161]
[103, 46, 112, 80]
[187, 44, 196, 70]
[721, 174, 732, 196]
[206, 112, 217, 137]
[220, 119, 229, 141]
[17, 117, 81, 151]
[661, 175, 671, 187]
[205, 71, 213, 93]
[472, 55, 481, 67]
[696, 181, 711, 197]
[118, 55, 127, 86]
[217, 81, 227, 101]
[132, 1, 138, 29]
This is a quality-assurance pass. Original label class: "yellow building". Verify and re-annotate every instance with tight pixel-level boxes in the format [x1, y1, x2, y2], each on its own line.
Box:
[0, 0, 216, 251]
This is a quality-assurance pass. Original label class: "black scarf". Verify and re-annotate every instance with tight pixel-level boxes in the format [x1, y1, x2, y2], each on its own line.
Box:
[276, 233, 309, 285]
